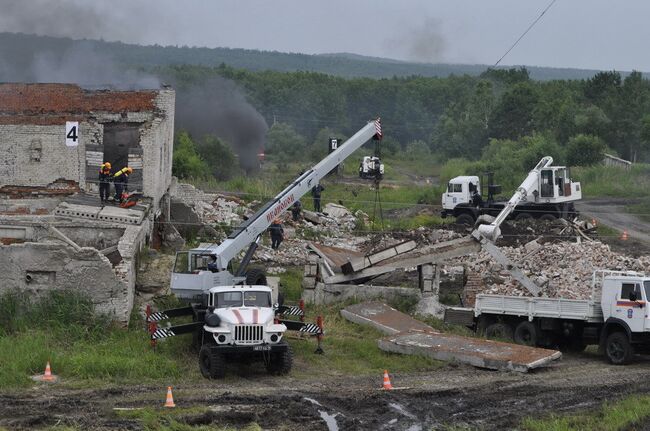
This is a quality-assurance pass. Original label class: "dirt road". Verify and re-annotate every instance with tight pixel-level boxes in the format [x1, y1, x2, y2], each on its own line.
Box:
[3, 352, 650, 430]
[577, 198, 650, 244]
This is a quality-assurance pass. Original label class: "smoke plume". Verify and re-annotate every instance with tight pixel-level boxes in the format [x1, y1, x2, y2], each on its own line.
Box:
[173, 77, 269, 172]
[384, 17, 447, 63]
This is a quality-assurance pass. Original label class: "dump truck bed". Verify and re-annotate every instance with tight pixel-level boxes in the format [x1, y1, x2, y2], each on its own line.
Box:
[475, 294, 604, 322]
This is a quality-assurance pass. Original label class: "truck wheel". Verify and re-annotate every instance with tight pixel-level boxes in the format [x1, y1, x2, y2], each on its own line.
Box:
[606, 332, 634, 365]
[514, 321, 538, 346]
[456, 213, 475, 227]
[515, 212, 532, 221]
[485, 323, 514, 341]
[539, 214, 556, 222]
[267, 344, 293, 375]
[245, 268, 267, 286]
[199, 345, 226, 379]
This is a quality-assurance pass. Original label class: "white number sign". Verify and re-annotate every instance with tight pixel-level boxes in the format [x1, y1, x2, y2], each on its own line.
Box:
[65, 122, 79, 147]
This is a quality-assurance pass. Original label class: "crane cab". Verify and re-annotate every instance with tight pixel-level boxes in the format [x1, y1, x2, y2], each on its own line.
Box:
[535, 166, 581, 203]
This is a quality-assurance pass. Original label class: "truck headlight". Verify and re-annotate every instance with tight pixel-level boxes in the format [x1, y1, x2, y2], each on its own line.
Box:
[270, 334, 279, 343]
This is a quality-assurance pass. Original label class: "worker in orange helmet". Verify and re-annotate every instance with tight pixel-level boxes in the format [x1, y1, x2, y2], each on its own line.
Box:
[98, 162, 112, 204]
[113, 166, 133, 203]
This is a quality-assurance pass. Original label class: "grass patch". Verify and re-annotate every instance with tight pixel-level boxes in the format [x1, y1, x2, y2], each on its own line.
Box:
[522, 394, 650, 431]
[0, 290, 198, 389]
[573, 163, 650, 199]
[115, 407, 262, 431]
[278, 267, 304, 302]
[292, 302, 442, 376]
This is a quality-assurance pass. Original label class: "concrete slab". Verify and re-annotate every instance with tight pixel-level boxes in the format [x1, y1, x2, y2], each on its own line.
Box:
[378, 331, 561, 373]
[342, 301, 561, 373]
[97, 206, 144, 225]
[54, 202, 102, 220]
[341, 302, 434, 335]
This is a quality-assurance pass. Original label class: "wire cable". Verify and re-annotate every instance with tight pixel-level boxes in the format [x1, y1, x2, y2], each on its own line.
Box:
[494, 0, 559, 67]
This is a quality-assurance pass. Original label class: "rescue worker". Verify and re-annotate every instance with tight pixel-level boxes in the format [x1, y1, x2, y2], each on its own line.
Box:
[98, 162, 112, 203]
[291, 200, 302, 221]
[268, 219, 284, 250]
[113, 166, 133, 203]
[311, 183, 325, 213]
[207, 255, 219, 272]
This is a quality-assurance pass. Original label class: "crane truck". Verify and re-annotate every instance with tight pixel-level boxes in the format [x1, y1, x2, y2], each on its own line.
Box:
[443, 157, 650, 364]
[147, 119, 383, 378]
[441, 157, 582, 226]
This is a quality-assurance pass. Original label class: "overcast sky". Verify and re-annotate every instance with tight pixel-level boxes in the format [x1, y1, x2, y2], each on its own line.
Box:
[2, 0, 650, 71]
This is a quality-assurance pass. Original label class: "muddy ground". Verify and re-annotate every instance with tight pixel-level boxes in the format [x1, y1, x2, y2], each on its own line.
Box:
[3, 352, 650, 430]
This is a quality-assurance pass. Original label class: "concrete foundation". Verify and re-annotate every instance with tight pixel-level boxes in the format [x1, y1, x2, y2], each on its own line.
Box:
[302, 281, 421, 305]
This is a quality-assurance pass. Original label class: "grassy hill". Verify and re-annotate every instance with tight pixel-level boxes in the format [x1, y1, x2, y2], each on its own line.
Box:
[0, 32, 644, 81]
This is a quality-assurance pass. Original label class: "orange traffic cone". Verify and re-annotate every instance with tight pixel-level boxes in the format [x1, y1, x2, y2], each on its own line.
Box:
[42, 361, 55, 381]
[164, 386, 176, 408]
[382, 370, 393, 390]
[621, 230, 629, 241]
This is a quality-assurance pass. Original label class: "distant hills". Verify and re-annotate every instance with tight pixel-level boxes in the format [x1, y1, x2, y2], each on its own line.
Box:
[0, 32, 644, 81]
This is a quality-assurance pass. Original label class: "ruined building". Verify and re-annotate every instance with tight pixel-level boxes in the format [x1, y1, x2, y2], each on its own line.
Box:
[0, 83, 175, 323]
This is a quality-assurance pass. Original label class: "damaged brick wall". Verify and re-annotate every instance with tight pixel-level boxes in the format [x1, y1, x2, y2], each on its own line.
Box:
[0, 242, 133, 324]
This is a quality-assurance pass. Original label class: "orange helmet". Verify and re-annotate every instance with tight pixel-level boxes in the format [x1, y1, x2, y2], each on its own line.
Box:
[126, 167, 133, 174]
[104, 162, 111, 169]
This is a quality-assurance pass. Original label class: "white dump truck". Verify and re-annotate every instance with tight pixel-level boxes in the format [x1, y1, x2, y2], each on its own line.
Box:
[446, 270, 650, 364]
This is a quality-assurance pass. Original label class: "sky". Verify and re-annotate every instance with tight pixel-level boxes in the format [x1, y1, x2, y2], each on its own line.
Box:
[1, 0, 650, 71]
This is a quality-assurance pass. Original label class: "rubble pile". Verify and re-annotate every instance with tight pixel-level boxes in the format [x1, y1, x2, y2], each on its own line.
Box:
[465, 240, 650, 299]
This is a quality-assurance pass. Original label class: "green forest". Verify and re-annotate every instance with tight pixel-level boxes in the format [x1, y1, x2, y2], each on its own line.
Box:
[168, 64, 650, 186]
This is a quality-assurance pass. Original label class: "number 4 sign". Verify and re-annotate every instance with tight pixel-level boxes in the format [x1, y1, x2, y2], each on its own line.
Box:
[65, 122, 79, 147]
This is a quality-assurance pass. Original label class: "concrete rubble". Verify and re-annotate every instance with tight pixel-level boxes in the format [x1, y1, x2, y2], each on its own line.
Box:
[458, 239, 650, 299]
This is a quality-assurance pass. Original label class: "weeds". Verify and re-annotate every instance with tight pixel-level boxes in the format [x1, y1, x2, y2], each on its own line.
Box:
[522, 394, 650, 431]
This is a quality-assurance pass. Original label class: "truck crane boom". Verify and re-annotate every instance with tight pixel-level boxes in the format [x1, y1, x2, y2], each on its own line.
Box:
[171, 119, 382, 299]
[477, 156, 554, 242]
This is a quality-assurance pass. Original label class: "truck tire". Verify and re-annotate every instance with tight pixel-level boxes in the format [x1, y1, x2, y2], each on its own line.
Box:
[199, 345, 226, 379]
[266, 344, 293, 375]
[514, 321, 538, 346]
[245, 268, 267, 286]
[539, 214, 557, 222]
[515, 212, 532, 221]
[485, 323, 514, 341]
[456, 213, 475, 227]
[606, 332, 634, 365]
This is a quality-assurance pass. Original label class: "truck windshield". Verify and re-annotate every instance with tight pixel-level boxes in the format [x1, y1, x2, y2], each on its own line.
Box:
[214, 292, 242, 308]
[244, 291, 272, 307]
[645, 281, 650, 302]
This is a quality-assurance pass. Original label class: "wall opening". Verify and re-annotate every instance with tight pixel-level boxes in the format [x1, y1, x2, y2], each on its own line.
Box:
[102, 122, 143, 190]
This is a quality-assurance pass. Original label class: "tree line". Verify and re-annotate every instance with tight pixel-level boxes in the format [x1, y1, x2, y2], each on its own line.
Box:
[168, 64, 650, 180]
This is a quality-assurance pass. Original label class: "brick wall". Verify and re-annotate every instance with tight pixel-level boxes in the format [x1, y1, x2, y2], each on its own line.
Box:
[0, 123, 98, 188]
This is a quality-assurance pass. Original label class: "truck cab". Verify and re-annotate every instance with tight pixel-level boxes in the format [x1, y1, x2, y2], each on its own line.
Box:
[203, 285, 287, 347]
[601, 273, 650, 335]
[442, 176, 480, 211]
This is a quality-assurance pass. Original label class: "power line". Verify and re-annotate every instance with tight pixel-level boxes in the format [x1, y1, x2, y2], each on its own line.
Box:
[494, 0, 559, 67]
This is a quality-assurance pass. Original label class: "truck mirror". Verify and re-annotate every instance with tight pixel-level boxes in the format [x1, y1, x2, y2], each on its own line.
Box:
[628, 291, 637, 301]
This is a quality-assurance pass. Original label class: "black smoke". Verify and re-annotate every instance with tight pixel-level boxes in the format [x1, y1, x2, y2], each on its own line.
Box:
[173, 77, 269, 172]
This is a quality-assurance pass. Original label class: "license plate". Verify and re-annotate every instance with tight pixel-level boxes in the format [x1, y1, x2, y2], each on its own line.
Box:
[253, 345, 271, 351]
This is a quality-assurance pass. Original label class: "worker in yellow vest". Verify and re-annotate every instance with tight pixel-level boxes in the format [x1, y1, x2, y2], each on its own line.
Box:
[113, 167, 133, 203]
[98, 162, 112, 203]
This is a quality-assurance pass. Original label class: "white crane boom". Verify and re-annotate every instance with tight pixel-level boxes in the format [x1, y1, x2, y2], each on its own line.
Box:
[477, 156, 554, 241]
[213, 119, 380, 269]
[171, 119, 382, 299]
